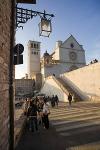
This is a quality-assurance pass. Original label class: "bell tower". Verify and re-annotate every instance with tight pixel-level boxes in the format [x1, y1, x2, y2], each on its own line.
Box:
[27, 40, 41, 79]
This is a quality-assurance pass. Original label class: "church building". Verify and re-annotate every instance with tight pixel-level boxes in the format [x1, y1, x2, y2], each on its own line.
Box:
[41, 35, 86, 79]
[27, 35, 86, 86]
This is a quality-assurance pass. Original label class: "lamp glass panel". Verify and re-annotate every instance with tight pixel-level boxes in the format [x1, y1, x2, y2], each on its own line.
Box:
[39, 19, 52, 37]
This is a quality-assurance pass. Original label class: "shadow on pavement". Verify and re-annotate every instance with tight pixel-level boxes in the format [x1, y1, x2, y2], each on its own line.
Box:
[15, 123, 67, 150]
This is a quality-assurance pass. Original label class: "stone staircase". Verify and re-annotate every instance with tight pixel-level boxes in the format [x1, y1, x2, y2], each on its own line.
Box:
[53, 76, 83, 101]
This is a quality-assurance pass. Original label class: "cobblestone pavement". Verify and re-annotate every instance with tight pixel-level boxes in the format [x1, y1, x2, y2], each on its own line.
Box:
[15, 101, 100, 150]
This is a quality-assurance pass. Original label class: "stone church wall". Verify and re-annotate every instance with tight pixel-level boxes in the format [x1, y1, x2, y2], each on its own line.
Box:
[59, 47, 86, 64]
[62, 63, 100, 101]
[43, 62, 85, 78]
[0, 1, 13, 149]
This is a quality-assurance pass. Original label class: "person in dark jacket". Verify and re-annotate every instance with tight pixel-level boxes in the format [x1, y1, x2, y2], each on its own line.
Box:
[68, 93, 72, 106]
[27, 100, 39, 132]
[55, 95, 59, 107]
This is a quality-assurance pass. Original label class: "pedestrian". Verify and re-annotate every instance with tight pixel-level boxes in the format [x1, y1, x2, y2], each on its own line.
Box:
[23, 98, 30, 115]
[55, 95, 59, 107]
[27, 100, 39, 132]
[37, 100, 44, 126]
[68, 93, 72, 106]
[51, 95, 55, 107]
[43, 101, 50, 129]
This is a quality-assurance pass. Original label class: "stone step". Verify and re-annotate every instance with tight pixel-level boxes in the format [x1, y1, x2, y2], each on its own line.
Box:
[60, 125, 100, 137]
[56, 119, 100, 132]
[50, 111, 100, 121]
[67, 141, 100, 150]
[51, 115, 100, 126]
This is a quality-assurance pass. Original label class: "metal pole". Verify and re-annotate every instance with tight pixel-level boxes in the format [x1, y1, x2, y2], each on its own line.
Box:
[9, 0, 16, 149]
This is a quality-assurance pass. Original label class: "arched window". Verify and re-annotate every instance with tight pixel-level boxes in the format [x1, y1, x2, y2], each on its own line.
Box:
[36, 44, 38, 49]
[70, 43, 74, 48]
[34, 43, 36, 48]
[31, 43, 33, 48]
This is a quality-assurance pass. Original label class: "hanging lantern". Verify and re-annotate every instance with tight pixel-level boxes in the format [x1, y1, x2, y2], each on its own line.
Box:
[39, 18, 52, 37]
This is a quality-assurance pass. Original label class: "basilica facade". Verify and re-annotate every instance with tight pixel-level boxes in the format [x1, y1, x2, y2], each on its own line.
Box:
[41, 35, 86, 79]
[27, 35, 86, 86]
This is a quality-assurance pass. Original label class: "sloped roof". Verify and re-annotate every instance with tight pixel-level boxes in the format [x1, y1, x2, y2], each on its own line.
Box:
[62, 34, 84, 50]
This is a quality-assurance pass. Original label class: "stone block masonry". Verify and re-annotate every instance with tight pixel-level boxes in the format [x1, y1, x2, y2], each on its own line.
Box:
[0, 0, 14, 150]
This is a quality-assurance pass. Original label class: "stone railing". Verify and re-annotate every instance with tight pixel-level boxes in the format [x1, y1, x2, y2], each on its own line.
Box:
[60, 75, 89, 101]
[52, 76, 69, 95]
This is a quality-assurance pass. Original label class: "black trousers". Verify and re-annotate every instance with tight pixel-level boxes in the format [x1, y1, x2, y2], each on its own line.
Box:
[43, 114, 49, 129]
[29, 116, 38, 131]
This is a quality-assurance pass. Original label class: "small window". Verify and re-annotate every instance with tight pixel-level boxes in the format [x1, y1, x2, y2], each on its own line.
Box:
[31, 43, 33, 48]
[34, 44, 36, 48]
[70, 43, 74, 48]
[37, 44, 38, 49]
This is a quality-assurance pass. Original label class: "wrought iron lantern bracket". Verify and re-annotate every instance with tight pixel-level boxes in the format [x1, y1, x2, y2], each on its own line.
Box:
[16, 6, 54, 30]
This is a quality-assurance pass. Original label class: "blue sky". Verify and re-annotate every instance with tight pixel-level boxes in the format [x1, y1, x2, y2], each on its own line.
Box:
[15, 0, 100, 78]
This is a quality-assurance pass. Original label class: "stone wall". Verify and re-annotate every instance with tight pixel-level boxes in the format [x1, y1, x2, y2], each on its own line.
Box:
[15, 79, 35, 98]
[41, 63, 100, 102]
[62, 63, 100, 101]
[0, 0, 13, 150]
[41, 76, 67, 102]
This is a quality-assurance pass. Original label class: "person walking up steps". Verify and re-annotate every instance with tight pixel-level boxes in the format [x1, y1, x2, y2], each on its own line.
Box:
[55, 95, 59, 108]
[68, 93, 72, 107]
